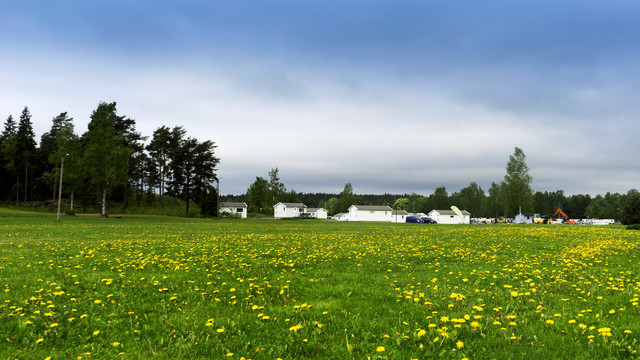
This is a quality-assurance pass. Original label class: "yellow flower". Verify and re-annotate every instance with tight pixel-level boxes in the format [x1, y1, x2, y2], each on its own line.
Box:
[216, 328, 224, 333]
[50, 323, 59, 328]
[456, 340, 464, 349]
[471, 321, 480, 329]
[546, 320, 554, 325]
[289, 324, 303, 331]
[417, 329, 426, 337]
[36, 338, 44, 344]
[376, 346, 385, 352]
[93, 330, 100, 336]
[112, 342, 120, 347]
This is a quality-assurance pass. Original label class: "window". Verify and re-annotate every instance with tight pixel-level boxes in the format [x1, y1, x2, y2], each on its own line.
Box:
[236, 208, 242, 213]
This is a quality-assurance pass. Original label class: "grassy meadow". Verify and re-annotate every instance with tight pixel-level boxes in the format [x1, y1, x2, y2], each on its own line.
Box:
[1, 209, 639, 359]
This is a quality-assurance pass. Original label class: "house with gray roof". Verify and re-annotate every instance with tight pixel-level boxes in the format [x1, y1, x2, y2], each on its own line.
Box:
[274, 202, 307, 218]
[348, 205, 393, 222]
[219, 202, 248, 218]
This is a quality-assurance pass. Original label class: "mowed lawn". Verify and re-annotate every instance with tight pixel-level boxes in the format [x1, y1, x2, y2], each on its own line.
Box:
[1, 209, 639, 359]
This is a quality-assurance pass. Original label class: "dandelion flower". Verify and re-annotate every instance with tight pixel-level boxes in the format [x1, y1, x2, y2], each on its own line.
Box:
[376, 346, 385, 352]
[93, 330, 100, 336]
[456, 340, 464, 349]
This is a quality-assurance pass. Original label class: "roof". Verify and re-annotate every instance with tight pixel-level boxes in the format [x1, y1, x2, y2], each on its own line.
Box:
[307, 208, 326, 212]
[275, 202, 306, 208]
[431, 209, 471, 216]
[392, 210, 409, 215]
[220, 202, 247, 208]
[350, 205, 393, 211]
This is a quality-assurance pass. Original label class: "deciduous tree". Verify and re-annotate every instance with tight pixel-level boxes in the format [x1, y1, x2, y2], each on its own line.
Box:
[502, 147, 533, 215]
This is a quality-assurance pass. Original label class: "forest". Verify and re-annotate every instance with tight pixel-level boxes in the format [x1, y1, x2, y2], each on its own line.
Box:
[2, 104, 638, 223]
[1, 103, 219, 218]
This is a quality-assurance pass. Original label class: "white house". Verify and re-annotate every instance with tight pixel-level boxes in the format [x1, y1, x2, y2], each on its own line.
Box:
[274, 202, 307, 218]
[515, 212, 534, 224]
[306, 208, 328, 219]
[391, 210, 409, 223]
[428, 209, 471, 224]
[333, 213, 349, 221]
[348, 205, 393, 222]
[219, 202, 248, 218]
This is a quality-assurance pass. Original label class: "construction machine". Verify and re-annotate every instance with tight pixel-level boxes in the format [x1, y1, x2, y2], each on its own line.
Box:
[533, 213, 543, 224]
[552, 208, 575, 224]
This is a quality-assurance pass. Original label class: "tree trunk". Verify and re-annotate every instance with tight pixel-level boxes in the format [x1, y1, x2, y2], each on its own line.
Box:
[70, 189, 74, 212]
[23, 164, 28, 207]
[15, 175, 19, 207]
[160, 164, 164, 208]
[101, 189, 107, 218]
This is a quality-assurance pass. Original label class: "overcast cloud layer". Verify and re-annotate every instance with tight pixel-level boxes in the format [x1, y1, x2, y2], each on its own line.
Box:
[1, 1, 639, 195]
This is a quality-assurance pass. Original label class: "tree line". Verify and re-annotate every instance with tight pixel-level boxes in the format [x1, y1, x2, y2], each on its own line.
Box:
[234, 148, 640, 224]
[1, 103, 220, 217]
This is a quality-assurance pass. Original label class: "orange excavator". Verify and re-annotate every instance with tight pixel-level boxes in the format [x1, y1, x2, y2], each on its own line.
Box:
[552, 208, 575, 224]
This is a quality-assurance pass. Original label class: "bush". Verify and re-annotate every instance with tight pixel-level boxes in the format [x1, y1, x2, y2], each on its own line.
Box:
[627, 224, 640, 231]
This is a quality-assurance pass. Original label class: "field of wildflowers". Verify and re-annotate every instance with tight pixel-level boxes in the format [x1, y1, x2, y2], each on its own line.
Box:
[1, 209, 639, 359]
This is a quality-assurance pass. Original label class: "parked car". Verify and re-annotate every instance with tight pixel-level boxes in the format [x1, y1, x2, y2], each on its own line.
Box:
[420, 217, 437, 224]
[406, 216, 424, 223]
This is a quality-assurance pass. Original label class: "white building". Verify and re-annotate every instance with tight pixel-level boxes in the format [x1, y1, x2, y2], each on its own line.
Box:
[274, 202, 307, 218]
[428, 209, 471, 224]
[219, 202, 248, 218]
[391, 209, 409, 223]
[307, 208, 328, 219]
[333, 213, 349, 221]
[348, 205, 393, 222]
[514, 212, 534, 224]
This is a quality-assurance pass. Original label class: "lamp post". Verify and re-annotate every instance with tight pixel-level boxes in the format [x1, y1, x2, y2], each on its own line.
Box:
[56, 154, 69, 222]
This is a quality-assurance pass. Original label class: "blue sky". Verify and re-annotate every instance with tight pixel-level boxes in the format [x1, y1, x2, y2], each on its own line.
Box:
[2, 1, 639, 195]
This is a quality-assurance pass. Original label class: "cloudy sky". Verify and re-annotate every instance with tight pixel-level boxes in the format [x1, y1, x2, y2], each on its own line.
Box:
[2, 1, 639, 196]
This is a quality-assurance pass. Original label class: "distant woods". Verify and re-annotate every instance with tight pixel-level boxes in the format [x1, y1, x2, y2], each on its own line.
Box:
[1, 103, 219, 217]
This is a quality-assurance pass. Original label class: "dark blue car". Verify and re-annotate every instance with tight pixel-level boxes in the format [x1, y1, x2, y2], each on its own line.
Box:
[406, 216, 424, 223]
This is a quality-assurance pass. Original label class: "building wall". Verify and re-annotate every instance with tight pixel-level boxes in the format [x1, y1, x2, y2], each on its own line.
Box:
[349, 207, 393, 222]
[220, 206, 247, 218]
[314, 209, 328, 219]
[274, 204, 306, 218]
[429, 210, 470, 224]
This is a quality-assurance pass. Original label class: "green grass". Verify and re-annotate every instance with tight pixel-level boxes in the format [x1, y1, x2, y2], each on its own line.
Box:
[1, 209, 639, 359]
